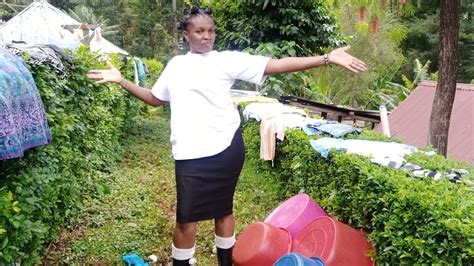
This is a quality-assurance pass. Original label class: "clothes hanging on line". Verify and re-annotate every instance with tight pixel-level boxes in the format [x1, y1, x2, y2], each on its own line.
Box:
[134, 57, 147, 84]
[260, 114, 321, 164]
[0, 43, 71, 76]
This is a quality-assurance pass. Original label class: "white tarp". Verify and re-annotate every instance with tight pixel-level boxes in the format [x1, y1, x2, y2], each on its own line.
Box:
[0, 0, 81, 49]
[0, 0, 128, 55]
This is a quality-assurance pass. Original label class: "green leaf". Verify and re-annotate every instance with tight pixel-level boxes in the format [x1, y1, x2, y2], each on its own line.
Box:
[6, 191, 13, 201]
[12, 201, 21, 213]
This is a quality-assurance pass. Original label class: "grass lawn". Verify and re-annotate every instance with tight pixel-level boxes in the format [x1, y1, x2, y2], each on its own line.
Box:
[44, 108, 282, 265]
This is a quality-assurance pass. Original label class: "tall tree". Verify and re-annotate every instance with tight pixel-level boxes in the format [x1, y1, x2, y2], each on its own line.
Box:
[119, 0, 175, 60]
[429, 0, 459, 156]
[399, 0, 473, 83]
[211, 0, 343, 56]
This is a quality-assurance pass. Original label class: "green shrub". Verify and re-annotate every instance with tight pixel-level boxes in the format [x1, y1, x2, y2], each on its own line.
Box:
[0, 47, 140, 264]
[242, 120, 473, 264]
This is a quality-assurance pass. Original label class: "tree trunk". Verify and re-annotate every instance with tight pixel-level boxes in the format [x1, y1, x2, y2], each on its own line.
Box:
[172, 0, 179, 53]
[428, 0, 460, 157]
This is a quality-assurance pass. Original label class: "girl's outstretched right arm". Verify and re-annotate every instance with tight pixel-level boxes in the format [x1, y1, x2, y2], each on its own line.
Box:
[87, 61, 165, 107]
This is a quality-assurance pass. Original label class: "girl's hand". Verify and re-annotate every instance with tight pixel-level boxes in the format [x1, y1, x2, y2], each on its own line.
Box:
[86, 61, 124, 84]
[328, 46, 368, 73]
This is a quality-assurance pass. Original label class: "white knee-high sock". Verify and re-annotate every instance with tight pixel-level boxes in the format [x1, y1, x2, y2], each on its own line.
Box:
[215, 233, 236, 249]
[172, 243, 196, 260]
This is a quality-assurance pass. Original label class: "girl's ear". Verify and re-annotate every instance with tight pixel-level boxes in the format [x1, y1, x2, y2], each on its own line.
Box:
[183, 31, 190, 42]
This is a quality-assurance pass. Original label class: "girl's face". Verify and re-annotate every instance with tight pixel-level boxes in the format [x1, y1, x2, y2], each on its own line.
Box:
[183, 15, 216, 54]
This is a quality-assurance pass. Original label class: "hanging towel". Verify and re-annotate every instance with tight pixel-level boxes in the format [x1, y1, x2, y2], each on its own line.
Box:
[135, 58, 146, 83]
[260, 114, 315, 163]
[133, 59, 139, 85]
[0, 49, 52, 160]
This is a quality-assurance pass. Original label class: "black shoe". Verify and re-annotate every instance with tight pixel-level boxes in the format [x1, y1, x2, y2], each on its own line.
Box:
[173, 258, 190, 266]
[217, 247, 233, 266]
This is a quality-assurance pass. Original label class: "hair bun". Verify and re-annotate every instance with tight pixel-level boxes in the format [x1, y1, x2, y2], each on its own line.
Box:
[191, 5, 200, 14]
[183, 7, 190, 15]
[178, 4, 216, 32]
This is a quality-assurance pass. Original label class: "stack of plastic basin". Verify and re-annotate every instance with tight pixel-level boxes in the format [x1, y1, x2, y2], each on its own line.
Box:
[274, 253, 325, 266]
[292, 216, 375, 266]
[233, 222, 292, 266]
[265, 194, 328, 239]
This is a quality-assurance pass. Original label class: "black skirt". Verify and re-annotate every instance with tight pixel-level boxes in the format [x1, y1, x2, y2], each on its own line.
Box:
[174, 127, 245, 223]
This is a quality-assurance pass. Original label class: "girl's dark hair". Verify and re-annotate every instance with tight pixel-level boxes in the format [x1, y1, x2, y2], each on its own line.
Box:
[178, 5, 216, 31]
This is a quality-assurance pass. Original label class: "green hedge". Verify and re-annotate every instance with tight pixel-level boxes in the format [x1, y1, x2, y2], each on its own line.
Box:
[0, 47, 153, 264]
[242, 121, 473, 264]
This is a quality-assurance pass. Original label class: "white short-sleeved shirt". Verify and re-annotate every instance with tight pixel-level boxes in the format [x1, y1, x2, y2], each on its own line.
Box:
[151, 50, 271, 160]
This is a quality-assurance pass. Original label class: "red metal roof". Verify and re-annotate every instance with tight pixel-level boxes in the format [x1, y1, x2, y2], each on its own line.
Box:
[375, 81, 474, 165]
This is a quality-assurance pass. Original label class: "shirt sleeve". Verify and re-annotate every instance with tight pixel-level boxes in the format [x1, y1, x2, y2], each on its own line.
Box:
[150, 60, 173, 101]
[221, 51, 271, 85]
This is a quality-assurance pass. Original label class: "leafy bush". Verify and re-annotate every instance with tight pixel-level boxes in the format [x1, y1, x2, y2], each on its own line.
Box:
[242, 120, 473, 264]
[0, 47, 140, 264]
[212, 0, 344, 55]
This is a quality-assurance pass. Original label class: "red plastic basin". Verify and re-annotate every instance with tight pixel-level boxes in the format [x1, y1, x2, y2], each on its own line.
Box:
[292, 216, 375, 266]
[233, 222, 292, 266]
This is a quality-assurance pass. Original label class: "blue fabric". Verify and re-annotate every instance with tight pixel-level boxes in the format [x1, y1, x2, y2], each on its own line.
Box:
[122, 254, 149, 266]
[274, 252, 325, 266]
[306, 120, 336, 129]
[0, 49, 52, 160]
[309, 138, 345, 158]
[302, 125, 322, 136]
[313, 123, 361, 138]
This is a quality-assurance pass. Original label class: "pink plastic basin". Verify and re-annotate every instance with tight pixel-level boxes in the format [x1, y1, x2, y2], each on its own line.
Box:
[233, 222, 292, 266]
[265, 194, 328, 239]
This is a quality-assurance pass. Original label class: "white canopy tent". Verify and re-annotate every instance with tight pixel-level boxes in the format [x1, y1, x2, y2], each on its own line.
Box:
[0, 0, 128, 55]
[88, 27, 129, 56]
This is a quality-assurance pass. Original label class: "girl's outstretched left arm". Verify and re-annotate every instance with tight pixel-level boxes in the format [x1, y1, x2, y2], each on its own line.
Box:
[264, 45, 367, 75]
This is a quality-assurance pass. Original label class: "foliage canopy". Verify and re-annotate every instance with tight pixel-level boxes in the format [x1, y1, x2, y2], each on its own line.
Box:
[211, 0, 344, 56]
